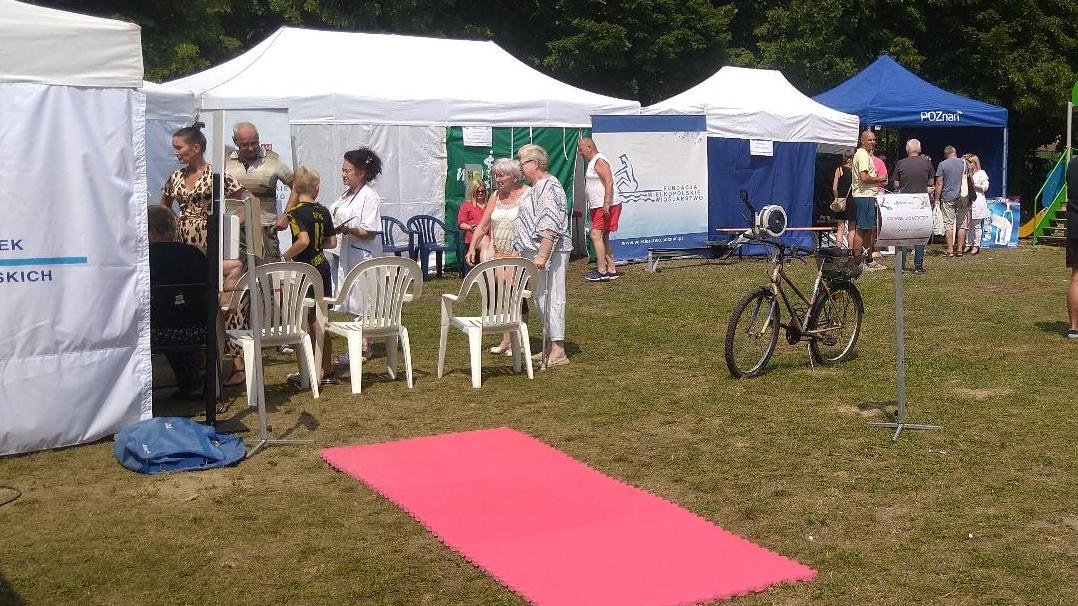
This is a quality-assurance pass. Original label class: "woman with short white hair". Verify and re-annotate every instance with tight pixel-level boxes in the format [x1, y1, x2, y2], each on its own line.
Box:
[467, 157, 531, 354]
[516, 143, 572, 367]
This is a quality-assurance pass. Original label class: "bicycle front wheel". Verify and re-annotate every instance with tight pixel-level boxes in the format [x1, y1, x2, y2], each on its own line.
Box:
[807, 280, 863, 365]
[724, 288, 780, 378]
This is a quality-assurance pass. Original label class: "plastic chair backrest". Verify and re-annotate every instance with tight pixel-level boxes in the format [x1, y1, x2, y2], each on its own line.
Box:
[336, 256, 423, 328]
[407, 215, 447, 246]
[457, 258, 535, 326]
[248, 262, 325, 339]
[381, 216, 410, 248]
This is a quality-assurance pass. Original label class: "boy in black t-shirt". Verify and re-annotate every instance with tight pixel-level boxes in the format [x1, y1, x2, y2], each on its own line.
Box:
[282, 167, 339, 382]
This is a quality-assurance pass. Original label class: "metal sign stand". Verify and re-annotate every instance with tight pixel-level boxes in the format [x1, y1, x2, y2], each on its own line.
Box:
[867, 246, 941, 441]
[241, 196, 311, 457]
[208, 110, 309, 457]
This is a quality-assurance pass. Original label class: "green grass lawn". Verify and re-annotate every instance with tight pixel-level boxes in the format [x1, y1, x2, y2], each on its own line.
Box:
[2, 244, 1075, 606]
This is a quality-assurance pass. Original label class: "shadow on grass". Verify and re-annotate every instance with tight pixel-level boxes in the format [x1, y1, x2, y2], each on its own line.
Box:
[215, 393, 319, 439]
[525, 338, 582, 357]
[0, 572, 24, 606]
[1034, 320, 1070, 336]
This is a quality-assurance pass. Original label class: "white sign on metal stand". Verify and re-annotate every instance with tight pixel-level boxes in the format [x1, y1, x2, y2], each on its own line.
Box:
[867, 194, 942, 441]
[211, 110, 310, 456]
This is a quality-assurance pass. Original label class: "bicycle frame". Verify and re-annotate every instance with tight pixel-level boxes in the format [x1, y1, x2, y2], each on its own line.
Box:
[762, 245, 840, 341]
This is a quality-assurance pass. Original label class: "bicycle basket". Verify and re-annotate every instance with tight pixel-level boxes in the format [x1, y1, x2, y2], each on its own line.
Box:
[819, 253, 863, 280]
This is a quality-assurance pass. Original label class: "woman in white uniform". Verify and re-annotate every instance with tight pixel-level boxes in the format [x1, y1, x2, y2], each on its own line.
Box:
[326, 148, 384, 359]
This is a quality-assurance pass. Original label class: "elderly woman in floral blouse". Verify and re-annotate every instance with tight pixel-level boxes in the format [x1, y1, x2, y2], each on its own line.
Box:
[515, 143, 572, 368]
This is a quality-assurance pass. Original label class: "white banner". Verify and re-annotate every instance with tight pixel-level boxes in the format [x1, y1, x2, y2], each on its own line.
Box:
[593, 116, 709, 260]
[877, 193, 933, 248]
[0, 84, 152, 455]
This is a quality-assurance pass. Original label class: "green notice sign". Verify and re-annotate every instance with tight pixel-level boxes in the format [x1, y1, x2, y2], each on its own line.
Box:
[1072, 80, 1078, 105]
[444, 126, 585, 264]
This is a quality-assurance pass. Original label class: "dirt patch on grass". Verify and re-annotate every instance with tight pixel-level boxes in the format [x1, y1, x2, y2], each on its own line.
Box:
[834, 405, 888, 418]
[1024, 518, 1078, 559]
[954, 387, 1014, 401]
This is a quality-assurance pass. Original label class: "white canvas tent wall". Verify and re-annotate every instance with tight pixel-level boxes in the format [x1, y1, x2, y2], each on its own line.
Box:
[642, 66, 859, 152]
[164, 27, 640, 223]
[143, 81, 198, 198]
[0, 0, 151, 455]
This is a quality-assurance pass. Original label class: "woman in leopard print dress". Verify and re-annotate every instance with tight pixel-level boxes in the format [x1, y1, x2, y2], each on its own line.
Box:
[159, 122, 252, 387]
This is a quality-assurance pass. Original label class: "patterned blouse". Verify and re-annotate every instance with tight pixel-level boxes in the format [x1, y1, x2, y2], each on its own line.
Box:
[162, 164, 244, 252]
[514, 176, 572, 254]
[163, 164, 243, 222]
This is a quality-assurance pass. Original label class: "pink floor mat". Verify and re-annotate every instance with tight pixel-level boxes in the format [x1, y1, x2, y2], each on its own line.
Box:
[321, 427, 815, 606]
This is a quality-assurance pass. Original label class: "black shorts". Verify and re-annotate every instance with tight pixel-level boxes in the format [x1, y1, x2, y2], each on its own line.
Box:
[842, 198, 858, 221]
[317, 262, 333, 298]
[1068, 238, 1077, 269]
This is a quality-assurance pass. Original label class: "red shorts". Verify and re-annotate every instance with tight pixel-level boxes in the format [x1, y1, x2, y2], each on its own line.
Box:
[590, 204, 622, 232]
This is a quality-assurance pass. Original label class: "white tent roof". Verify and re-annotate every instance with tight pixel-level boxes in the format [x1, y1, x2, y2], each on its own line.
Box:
[642, 66, 859, 151]
[0, 0, 142, 87]
[164, 27, 639, 127]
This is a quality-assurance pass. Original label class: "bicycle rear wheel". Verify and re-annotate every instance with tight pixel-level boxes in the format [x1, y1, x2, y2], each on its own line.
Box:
[724, 288, 780, 378]
[807, 280, 863, 364]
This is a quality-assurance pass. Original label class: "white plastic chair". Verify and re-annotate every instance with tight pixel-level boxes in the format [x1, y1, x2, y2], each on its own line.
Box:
[223, 262, 327, 403]
[325, 256, 423, 394]
[437, 258, 536, 388]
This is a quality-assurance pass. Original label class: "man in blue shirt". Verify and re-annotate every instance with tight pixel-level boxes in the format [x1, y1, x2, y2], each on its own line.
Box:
[934, 145, 969, 256]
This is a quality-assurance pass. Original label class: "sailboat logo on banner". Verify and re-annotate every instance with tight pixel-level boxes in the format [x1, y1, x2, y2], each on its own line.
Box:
[614, 154, 660, 204]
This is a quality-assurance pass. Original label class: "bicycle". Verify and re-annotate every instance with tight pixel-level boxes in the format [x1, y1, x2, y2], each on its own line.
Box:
[723, 193, 864, 378]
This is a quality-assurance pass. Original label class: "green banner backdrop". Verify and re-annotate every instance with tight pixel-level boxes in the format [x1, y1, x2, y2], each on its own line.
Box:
[444, 126, 586, 265]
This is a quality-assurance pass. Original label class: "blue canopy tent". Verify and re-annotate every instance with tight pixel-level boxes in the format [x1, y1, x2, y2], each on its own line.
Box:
[814, 54, 1009, 196]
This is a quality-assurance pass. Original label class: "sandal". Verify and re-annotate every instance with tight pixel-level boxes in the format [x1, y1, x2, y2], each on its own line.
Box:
[943, 251, 954, 257]
[971, 247, 980, 255]
[541, 356, 570, 369]
[223, 370, 245, 387]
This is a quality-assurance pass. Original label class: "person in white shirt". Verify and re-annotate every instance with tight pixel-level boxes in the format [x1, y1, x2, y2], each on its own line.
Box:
[326, 148, 384, 362]
[578, 138, 623, 282]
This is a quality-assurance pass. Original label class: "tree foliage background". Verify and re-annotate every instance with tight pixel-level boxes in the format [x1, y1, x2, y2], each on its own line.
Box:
[32, 0, 1078, 198]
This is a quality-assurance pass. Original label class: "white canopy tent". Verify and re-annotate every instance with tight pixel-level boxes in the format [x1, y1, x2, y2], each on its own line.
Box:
[642, 66, 859, 152]
[0, 0, 141, 87]
[164, 27, 640, 223]
[0, 0, 152, 455]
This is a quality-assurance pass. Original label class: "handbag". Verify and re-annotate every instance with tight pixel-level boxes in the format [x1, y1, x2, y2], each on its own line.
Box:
[830, 183, 853, 213]
[932, 203, 945, 236]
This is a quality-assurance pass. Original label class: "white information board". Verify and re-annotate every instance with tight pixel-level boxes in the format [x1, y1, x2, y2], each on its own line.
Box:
[462, 126, 493, 147]
[876, 193, 932, 248]
[749, 139, 774, 156]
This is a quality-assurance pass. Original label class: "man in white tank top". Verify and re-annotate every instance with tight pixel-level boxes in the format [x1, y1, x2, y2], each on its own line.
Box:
[578, 138, 622, 281]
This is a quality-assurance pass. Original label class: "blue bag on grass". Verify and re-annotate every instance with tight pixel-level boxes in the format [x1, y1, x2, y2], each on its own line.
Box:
[113, 417, 245, 474]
